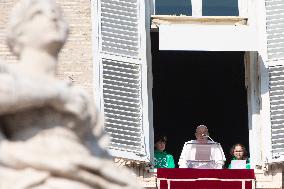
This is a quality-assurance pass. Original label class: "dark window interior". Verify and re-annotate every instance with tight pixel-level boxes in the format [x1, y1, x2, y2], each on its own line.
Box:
[151, 32, 249, 167]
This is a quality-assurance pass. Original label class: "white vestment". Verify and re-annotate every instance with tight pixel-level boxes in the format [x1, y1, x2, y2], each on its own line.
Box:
[178, 140, 226, 169]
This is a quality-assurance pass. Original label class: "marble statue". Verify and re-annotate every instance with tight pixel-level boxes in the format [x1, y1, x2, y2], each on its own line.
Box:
[0, 0, 141, 188]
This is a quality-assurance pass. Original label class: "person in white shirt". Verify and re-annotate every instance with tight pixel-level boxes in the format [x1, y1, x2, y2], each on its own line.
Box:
[178, 125, 226, 169]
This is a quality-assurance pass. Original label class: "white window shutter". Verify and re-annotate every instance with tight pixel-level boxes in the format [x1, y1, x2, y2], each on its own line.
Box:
[266, 0, 284, 61]
[268, 64, 284, 161]
[265, 0, 284, 162]
[93, 0, 151, 162]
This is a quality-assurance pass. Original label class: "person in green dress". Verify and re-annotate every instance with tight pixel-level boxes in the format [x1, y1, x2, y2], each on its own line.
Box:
[228, 143, 250, 169]
[154, 135, 175, 168]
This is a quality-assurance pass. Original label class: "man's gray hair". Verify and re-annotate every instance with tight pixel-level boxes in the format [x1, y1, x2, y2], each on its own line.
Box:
[196, 125, 208, 131]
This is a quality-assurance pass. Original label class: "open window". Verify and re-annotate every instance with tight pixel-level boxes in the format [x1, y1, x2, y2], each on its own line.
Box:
[151, 31, 249, 167]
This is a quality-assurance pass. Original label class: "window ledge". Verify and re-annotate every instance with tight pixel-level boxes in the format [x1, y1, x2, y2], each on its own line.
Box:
[151, 15, 248, 31]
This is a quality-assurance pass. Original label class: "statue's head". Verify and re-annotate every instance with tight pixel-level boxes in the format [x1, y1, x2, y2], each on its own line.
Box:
[6, 0, 69, 57]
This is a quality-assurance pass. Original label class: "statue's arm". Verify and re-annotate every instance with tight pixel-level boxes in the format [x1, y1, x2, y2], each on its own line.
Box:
[0, 69, 92, 120]
[0, 72, 58, 113]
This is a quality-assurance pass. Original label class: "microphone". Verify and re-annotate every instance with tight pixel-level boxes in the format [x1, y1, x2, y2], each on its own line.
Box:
[201, 134, 225, 166]
[201, 134, 215, 143]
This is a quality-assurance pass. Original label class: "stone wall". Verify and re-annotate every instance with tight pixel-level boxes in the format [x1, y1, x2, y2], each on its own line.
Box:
[114, 158, 156, 188]
[0, 0, 93, 96]
[0, 1, 17, 64]
[255, 165, 283, 189]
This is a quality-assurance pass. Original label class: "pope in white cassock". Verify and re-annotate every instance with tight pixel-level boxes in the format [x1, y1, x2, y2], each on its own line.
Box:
[178, 125, 226, 169]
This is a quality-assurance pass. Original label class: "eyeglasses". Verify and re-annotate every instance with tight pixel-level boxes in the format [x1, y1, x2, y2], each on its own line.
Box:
[196, 132, 208, 136]
[234, 150, 244, 153]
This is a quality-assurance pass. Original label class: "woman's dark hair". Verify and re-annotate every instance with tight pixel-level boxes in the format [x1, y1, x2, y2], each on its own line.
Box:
[230, 143, 248, 160]
[154, 134, 167, 144]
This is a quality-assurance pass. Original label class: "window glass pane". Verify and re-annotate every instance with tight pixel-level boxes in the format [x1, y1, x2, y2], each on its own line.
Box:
[202, 0, 239, 16]
[155, 0, 192, 15]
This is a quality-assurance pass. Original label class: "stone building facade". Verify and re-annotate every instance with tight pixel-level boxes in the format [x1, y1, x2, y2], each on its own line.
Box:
[0, 0, 93, 95]
[2, 1, 284, 189]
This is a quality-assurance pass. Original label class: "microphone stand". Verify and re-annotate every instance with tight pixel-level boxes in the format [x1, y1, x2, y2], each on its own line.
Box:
[202, 134, 215, 143]
[201, 134, 225, 167]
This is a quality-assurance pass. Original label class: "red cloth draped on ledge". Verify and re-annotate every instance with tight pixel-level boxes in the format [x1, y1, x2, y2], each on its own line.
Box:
[157, 168, 255, 189]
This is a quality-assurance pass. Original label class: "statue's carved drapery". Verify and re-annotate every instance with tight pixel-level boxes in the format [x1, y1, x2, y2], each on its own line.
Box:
[0, 0, 141, 188]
